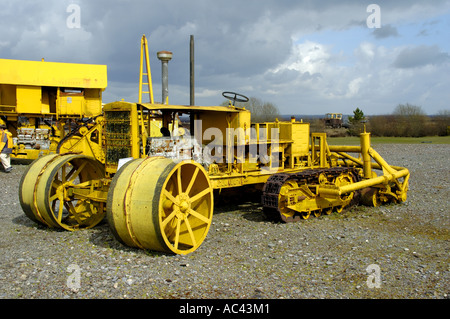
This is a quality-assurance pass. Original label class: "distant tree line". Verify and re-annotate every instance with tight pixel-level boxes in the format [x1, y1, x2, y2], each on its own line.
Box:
[220, 98, 449, 137]
[349, 104, 450, 137]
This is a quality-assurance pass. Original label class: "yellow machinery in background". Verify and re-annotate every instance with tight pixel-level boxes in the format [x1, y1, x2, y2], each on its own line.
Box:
[18, 36, 409, 255]
[0, 58, 107, 159]
[324, 113, 344, 128]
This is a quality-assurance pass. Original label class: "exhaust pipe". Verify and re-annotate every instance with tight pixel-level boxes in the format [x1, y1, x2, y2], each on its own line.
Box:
[190, 35, 195, 106]
[157, 51, 173, 104]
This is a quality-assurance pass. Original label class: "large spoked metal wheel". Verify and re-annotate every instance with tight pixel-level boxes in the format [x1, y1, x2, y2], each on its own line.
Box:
[107, 157, 214, 255]
[19, 154, 60, 226]
[19, 154, 105, 230]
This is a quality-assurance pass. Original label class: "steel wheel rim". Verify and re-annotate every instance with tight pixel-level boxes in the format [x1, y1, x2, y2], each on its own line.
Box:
[159, 161, 213, 254]
[37, 155, 105, 230]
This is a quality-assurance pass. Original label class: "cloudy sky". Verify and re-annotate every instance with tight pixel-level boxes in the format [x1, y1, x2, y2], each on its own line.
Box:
[1, 0, 449, 115]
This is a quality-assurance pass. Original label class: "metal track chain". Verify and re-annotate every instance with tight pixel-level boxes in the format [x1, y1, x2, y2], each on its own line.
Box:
[261, 167, 360, 222]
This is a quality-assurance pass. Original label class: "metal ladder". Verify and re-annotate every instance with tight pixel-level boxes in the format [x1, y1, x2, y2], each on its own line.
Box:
[138, 34, 154, 104]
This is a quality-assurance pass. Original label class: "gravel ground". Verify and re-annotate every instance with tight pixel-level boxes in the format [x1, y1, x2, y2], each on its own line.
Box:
[0, 144, 448, 300]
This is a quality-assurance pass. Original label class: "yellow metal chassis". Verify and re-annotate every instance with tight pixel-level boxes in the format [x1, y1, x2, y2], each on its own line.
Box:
[323, 132, 409, 203]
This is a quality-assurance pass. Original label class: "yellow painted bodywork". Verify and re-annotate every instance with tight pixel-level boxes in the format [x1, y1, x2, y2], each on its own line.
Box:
[0, 58, 107, 88]
[0, 58, 107, 160]
[0, 59, 106, 117]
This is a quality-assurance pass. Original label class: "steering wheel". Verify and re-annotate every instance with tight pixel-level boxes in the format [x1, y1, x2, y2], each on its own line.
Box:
[222, 91, 249, 106]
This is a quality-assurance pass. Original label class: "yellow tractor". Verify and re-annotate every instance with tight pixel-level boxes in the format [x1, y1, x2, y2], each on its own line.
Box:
[18, 36, 409, 255]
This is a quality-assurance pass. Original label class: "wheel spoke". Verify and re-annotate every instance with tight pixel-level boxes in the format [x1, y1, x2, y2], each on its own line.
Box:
[161, 210, 177, 229]
[169, 173, 177, 193]
[185, 167, 199, 196]
[188, 208, 210, 224]
[190, 188, 211, 203]
[173, 218, 181, 250]
[68, 162, 87, 183]
[163, 189, 177, 205]
[57, 197, 64, 222]
[184, 216, 197, 248]
[177, 166, 182, 195]
[65, 166, 77, 182]
[51, 179, 62, 189]
[49, 192, 59, 202]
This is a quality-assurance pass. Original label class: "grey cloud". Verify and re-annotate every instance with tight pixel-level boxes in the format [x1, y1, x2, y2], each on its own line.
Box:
[416, 29, 429, 37]
[393, 45, 450, 69]
[372, 24, 399, 39]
